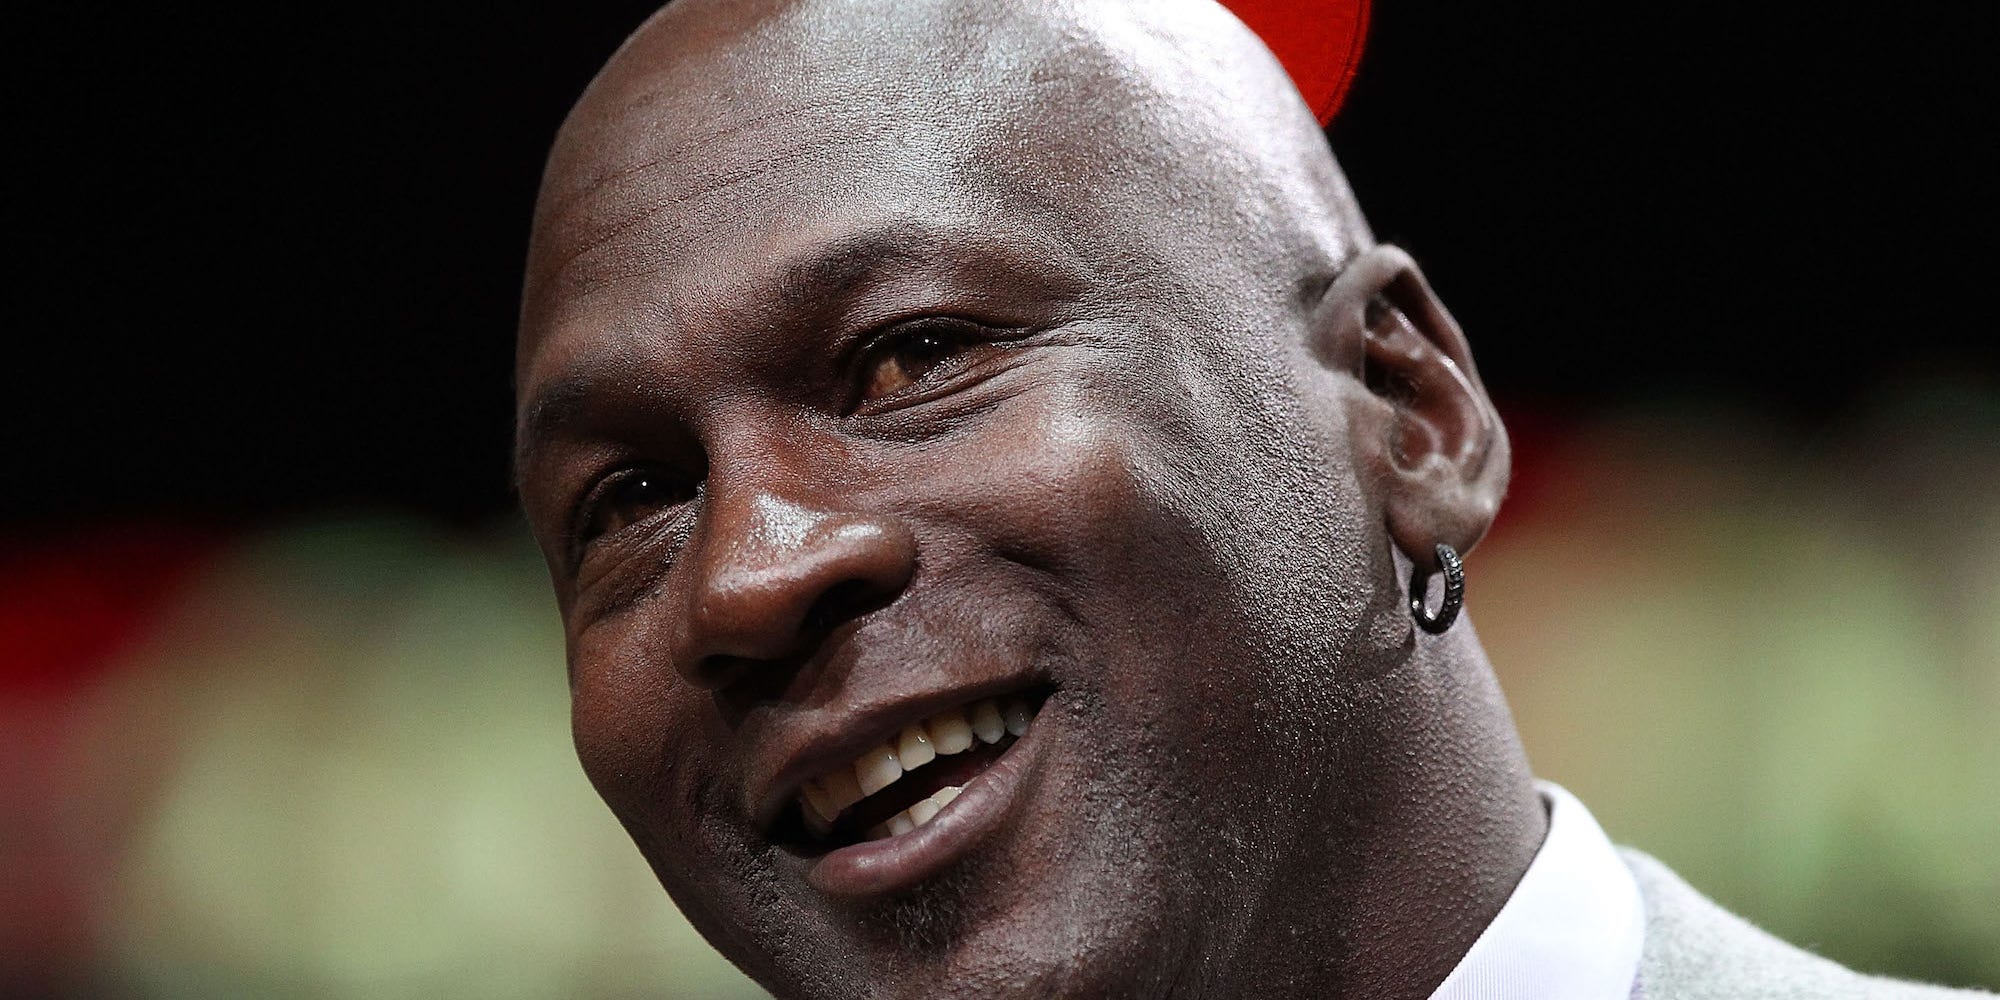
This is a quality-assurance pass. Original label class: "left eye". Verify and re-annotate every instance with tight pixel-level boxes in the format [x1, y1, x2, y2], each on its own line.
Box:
[577, 467, 693, 546]
[859, 324, 981, 402]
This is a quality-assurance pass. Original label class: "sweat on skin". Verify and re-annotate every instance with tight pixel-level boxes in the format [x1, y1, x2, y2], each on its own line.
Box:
[514, 1, 1538, 997]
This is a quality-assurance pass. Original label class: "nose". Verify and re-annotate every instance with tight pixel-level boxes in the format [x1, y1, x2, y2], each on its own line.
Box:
[677, 491, 917, 692]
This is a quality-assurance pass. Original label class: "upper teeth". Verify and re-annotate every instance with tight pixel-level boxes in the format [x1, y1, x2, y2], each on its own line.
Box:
[799, 695, 1036, 834]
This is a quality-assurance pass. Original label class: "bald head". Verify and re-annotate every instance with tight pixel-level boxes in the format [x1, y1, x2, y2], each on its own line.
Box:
[514, 4, 1532, 999]
[521, 0, 1369, 356]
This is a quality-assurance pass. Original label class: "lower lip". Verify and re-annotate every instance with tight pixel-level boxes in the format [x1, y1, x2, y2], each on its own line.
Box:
[805, 716, 1041, 897]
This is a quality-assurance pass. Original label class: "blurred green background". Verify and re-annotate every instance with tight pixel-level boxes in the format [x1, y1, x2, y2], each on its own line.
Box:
[6, 387, 1996, 998]
[8, 2, 1997, 996]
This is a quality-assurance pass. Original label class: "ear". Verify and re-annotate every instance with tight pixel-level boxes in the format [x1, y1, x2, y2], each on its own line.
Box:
[1309, 245, 1510, 570]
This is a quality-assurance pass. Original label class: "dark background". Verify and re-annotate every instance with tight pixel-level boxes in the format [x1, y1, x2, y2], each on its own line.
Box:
[7, 6, 2000, 996]
[11, 1, 1995, 528]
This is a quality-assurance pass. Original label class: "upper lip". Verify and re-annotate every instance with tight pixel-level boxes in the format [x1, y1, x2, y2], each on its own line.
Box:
[748, 674, 1043, 837]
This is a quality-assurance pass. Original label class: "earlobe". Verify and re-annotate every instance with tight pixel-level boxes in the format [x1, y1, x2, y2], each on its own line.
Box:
[1316, 246, 1510, 569]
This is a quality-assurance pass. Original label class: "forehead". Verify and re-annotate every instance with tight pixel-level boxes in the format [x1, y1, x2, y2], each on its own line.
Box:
[519, 0, 1304, 356]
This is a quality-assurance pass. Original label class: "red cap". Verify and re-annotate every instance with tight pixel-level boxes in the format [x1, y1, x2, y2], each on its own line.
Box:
[1220, 0, 1371, 124]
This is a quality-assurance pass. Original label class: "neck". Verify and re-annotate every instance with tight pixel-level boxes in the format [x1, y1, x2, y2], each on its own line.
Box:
[1240, 624, 1548, 1000]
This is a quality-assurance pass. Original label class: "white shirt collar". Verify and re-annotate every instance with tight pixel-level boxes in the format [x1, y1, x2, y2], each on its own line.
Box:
[1427, 782, 1646, 1000]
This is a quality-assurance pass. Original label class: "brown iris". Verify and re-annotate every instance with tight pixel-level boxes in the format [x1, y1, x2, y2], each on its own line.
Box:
[860, 326, 975, 402]
[580, 468, 691, 543]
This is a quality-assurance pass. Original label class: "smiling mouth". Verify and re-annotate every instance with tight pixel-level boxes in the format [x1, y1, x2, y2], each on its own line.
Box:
[783, 689, 1049, 850]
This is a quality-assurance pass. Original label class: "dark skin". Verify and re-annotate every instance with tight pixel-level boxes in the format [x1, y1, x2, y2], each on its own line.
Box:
[515, 1, 1545, 997]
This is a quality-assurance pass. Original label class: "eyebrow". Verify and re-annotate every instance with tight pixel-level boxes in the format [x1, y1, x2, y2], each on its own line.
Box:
[514, 221, 1085, 485]
[512, 372, 594, 492]
[772, 224, 937, 316]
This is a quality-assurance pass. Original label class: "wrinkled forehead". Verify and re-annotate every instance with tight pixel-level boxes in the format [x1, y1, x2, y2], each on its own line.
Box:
[520, 0, 1329, 351]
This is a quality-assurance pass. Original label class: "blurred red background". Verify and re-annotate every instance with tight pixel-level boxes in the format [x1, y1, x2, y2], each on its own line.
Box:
[6, 2, 1995, 997]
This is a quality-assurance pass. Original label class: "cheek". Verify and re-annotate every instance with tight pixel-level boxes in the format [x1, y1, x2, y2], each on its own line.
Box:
[944, 368, 1363, 643]
[567, 635, 767, 935]
[925, 361, 1384, 765]
[930, 381, 1207, 599]
[566, 630, 812, 979]
[566, 620, 705, 835]
[919, 377, 1273, 707]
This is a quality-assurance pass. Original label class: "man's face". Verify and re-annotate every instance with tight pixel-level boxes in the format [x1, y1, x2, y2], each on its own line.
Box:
[516, 2, 1407, 995]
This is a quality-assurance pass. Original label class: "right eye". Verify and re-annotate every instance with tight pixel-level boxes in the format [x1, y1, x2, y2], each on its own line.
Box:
[577, 467, 695, 546]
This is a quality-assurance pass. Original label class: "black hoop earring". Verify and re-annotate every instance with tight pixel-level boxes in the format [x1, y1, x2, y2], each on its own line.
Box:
[1408, 543, 1465, 635]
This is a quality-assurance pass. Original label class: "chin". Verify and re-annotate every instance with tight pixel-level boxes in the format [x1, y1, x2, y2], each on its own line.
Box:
[691, 761, 1217, 1000]
[817, 873, 1201, 1000]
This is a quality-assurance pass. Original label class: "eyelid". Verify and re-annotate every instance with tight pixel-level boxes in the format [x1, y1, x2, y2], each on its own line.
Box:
[851, 314, 988, 364]
[849, 316, 1027, 408]
[566, 464, 691, 568]
[564, 470, 624, 567]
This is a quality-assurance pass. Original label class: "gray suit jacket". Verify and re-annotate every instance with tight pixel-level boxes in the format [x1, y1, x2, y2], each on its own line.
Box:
[1622, 849, 1993, 998]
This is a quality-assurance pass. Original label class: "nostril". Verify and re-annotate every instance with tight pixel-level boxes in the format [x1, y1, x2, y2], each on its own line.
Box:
[693, 653, 755, 692]
[801, 578, 892, 637]
[698, 577, 902, 712]
[678, 504, 916, 701]
[706, 653, 799, 715]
